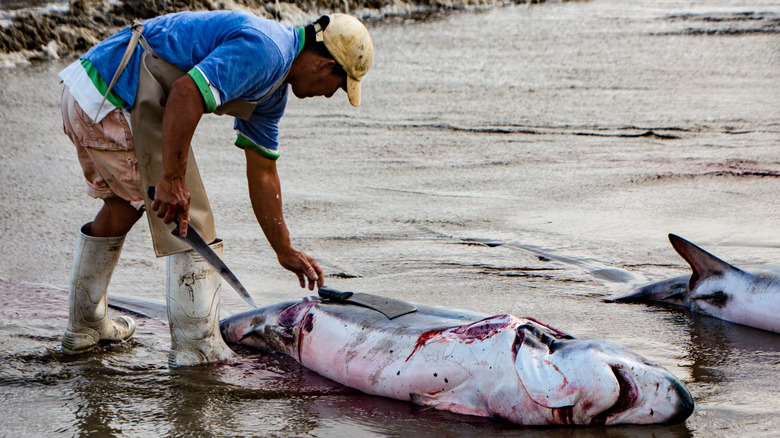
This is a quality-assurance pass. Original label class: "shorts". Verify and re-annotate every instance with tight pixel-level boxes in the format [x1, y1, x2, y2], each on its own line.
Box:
[61, 86, 145, 210]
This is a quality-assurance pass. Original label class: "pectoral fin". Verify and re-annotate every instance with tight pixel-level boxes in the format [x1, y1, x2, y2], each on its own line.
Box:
[411, 392, 490, 417]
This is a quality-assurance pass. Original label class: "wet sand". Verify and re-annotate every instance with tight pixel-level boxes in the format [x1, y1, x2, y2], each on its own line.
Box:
[1, 0, 779, 436]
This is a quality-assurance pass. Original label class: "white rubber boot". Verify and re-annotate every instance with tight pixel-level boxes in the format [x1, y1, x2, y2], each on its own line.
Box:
[166, 239, 237, 367]
[62, 223, 136, 354]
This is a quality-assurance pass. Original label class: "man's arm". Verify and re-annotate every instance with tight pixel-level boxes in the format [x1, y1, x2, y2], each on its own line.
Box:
[245, 149, 324, 290]
[150, 75, 204, 237]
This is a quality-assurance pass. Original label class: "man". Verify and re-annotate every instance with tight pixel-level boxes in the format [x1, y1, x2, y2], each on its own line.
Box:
[58, 11, 373, 367]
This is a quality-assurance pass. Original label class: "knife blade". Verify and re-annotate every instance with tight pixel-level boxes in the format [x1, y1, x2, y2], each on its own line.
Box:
[148, 186, 257, 308]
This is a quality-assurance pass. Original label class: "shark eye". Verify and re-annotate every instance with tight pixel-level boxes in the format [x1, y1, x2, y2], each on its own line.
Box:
[695, 290, 730, 307]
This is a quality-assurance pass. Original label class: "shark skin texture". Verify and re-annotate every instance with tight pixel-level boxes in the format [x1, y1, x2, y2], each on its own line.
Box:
[220, 296, 694, 426]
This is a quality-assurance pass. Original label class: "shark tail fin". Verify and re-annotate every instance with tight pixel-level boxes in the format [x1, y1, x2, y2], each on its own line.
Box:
[668, 234, 741, 290]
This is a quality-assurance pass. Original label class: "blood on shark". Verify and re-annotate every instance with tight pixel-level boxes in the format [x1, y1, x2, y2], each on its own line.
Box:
[221, 295, 693, 426]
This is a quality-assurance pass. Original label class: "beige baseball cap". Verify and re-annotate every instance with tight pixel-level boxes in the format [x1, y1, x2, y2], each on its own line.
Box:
[315, 14, 374, 107]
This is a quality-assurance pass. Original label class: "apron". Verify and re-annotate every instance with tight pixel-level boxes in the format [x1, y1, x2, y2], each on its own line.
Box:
[101, 22, 288, 257]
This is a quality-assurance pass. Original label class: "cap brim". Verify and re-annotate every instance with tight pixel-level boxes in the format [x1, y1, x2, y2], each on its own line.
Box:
[346, 75, 361, 107]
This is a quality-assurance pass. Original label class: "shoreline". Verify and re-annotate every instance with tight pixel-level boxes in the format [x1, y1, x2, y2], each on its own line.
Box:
[0, 0, 543, 67]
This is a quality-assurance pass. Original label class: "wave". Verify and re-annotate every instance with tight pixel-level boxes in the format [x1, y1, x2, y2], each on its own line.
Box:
[0, 0, 554, 68]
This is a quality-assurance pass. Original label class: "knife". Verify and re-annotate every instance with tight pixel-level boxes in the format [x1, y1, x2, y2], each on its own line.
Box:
[148, 187, 257, 308]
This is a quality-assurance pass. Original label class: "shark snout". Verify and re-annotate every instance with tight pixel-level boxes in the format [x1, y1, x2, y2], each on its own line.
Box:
[603, 360, 694, 425]
[665, 376, 694, 425]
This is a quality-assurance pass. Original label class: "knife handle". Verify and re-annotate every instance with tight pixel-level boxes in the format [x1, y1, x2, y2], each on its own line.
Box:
[318, 286, 354, 301]
[148, 186, 183, 230]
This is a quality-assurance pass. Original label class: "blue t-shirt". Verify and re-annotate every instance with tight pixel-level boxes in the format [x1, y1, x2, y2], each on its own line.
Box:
[83, 10, 301, 159]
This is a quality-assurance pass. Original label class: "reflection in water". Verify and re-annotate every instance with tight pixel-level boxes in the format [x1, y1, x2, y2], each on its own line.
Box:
[649, 306, 780, 433]
[658, 308, 780, 385]
[305, 393, 695, 438]
[71, 361, 132, 436]
[64, 348, 148, 435]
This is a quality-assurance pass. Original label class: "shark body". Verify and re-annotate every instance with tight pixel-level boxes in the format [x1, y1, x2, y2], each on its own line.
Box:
[220, 295, 693, 426]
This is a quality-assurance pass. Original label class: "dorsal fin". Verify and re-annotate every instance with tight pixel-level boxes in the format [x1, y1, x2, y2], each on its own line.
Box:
[668, 234, 740, 289]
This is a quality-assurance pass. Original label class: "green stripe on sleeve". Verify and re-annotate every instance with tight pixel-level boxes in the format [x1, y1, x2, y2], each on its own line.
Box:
[235, 133, 280, 160]
[187, 67, 217, 113]
[80, 59, 127, 109]
[297, 27, 305, 55]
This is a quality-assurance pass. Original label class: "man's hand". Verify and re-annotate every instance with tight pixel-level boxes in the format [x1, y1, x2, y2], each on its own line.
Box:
[151, 178, 190, 237]
[277, 248, 324, 290]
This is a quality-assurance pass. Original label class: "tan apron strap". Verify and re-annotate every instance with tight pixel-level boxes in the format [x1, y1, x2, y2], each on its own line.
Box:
[262, 70, 290, 101]
[95, 21, 145, 119]
[136, 26, 158, 58]
[213, 69, 289, 120]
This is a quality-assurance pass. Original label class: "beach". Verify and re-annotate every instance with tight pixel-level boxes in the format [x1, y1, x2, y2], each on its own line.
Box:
[1, 0, 779, 436]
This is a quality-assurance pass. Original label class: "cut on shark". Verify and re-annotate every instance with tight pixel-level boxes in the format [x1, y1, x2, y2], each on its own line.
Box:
[611, 234, 780, 334]
[220, 294, 694, 426]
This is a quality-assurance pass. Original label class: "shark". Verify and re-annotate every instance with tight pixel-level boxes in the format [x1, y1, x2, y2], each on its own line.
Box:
[611, 234, 780, 334]
[219, 295, 694, 426]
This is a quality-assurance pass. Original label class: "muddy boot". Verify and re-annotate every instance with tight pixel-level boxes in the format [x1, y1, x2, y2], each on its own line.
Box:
[166, 239, 237, 367]
[62, 223, 136, 354]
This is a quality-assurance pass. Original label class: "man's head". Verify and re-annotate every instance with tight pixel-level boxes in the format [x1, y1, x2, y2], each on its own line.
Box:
[288, 14, 373, 106]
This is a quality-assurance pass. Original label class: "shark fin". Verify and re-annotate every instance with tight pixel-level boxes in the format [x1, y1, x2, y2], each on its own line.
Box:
[410, 392, 489, 417]
[410, 392, 436, 406]
[668, 234, 741, 290]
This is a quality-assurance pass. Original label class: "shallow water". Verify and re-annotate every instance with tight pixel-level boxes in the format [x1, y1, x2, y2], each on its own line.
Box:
[1, 0, 779, 436]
